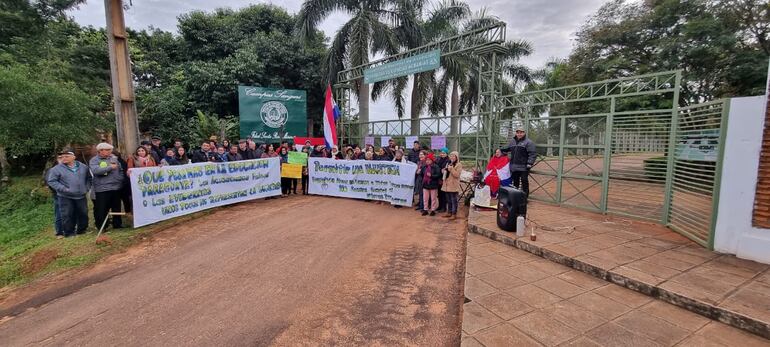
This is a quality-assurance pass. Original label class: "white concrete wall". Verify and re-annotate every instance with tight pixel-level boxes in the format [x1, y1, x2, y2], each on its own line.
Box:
[713, 96, 770, 264]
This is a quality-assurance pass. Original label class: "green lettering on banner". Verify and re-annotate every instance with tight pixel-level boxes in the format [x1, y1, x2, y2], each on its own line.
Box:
[288, 151, 308, 165]
[363, 49, 441, 84]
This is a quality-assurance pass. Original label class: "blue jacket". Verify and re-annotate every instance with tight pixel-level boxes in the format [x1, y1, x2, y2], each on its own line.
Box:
[47, 161, 92, 199]
[89, 154, 125, 192]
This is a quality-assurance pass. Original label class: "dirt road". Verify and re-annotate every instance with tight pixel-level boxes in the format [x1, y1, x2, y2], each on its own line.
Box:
[0, 196, 467, 346]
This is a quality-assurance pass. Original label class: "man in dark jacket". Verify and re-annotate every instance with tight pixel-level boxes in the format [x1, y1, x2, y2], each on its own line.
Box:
[141, 140, 161, 163]
[407, 141, 421, 164]
[500, 127, 537, 195]
[89, 142, 124, 230]
[191, 142, 215, 163]
[150, 136, 165, 160]
[48, 148, 91, 237]
[226, 145, 243, 161]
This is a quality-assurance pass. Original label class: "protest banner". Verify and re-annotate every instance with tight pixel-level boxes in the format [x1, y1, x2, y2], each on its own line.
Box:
[281, 163, 303, 178]
[431, 135, 446, 149]
[380, 136, 391, 147]
[130, 158, 281, 227]
[288, 151, 308, 165]
[308, 158, 417, 206]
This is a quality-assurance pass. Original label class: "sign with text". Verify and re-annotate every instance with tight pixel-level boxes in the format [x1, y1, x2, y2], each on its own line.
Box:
[364, 136, 375, 146]
[405, 136, 419, 147]
[288, 151, 308, 165]
[308, 158, 417, 206]
[380, 136, 392, 147]
[431, 135, 446, 150]
[281, 163, 303, 178]
[364, 49, 441, 84]
[239, 86, 307, 142]
[130, 158, 281, 227]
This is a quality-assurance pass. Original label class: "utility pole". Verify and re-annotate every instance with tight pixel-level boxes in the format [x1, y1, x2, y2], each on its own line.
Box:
[104, 0, 139, 154]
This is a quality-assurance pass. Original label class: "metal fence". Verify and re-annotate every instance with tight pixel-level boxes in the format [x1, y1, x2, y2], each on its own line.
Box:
[337, 71, 727, 248]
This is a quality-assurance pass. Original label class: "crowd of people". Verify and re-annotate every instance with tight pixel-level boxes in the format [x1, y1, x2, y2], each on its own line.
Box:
[46, 128, 536, 238]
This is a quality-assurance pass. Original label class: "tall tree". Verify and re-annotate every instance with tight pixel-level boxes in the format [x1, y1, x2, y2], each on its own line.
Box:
[296, 0, 415, 129]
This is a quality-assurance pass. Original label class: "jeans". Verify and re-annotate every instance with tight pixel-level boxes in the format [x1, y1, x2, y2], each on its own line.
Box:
[59, 197, 88, 236]
[446, 192, 459, 214]
[415, 177, 424, 209]
[95, 190, 123, 229]
[511, 170, 530, 195]
[423, 188, 439, 212]
[438, 190, 446, 211]
[53, 195, 63, 236]
[302, 175, 308, 194]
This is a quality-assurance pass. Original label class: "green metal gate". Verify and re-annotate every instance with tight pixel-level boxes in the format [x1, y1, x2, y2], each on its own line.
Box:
[495, 71, 728, 248]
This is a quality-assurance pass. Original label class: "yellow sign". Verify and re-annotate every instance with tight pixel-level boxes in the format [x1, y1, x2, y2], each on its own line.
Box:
[281, 163, 303, 179]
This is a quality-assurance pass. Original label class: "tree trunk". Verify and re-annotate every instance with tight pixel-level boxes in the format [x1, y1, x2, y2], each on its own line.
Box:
[358, 80, 369, 139]
[450, 81, 460, 152]
[0, 146, 10, 186]
[410, 77, 420, 136]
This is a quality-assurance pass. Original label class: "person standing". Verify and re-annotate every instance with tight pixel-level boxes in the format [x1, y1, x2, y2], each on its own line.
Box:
[407, 141, 421, 164]
[45, 154, 64, 237]
[140, 140, 160, 164]
[414, 151, 426, 211]
[48, 148, 91, 238]
[150, 136, 165, 160]
[191, 142, 214, 163]
[441, 151, 463, 220]
[127, 146, 157, 169]
[90, 143, 126, 230]
[278, 147, 291, 197]
[226, 145, 242, 162]
[436, 148, 450, 213]
[160, 148, 180, 166]
[420, 153, 441, 216]
[500, 127, 537, 195]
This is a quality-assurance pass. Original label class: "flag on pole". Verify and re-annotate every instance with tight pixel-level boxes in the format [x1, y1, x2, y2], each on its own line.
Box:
[323, 85, 340, 149]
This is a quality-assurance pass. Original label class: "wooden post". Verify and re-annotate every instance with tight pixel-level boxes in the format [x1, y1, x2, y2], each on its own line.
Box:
[105, 0, 139, 155]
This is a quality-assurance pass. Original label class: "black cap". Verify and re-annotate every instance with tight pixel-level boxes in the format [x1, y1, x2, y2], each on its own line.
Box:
[140, 140, 151, 145]
[58, 147, 75, 156]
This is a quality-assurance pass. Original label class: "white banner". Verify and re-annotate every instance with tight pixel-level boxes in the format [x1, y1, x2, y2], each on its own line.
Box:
[129, 158, 282, 227]
[308, 158, 417, 206]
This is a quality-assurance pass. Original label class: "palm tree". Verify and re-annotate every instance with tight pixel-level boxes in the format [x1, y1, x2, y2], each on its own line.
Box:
[296, 0, 416, 129]
[373, 0, 471, 135]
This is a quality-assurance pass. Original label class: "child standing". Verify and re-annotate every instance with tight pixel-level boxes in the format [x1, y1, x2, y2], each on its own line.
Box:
[421, 153, 441, 216]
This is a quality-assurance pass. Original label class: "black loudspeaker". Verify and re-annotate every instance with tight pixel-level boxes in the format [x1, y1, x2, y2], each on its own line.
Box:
[496, 186, 528, 232]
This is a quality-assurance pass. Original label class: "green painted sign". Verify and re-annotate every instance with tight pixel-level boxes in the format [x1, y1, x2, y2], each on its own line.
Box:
[364, 49, 441, 84]
[238, 86, 307, 142]
[288, 151, 308, 165]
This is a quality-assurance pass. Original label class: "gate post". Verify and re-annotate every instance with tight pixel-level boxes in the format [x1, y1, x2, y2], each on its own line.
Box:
[662, 71, 683, 225]
[601, 98, 615, 212]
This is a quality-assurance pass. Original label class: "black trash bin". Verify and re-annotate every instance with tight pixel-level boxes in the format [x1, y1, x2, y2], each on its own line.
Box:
[496, 186, 527, 232]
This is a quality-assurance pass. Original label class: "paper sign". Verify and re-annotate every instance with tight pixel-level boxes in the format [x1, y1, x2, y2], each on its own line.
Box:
[405, 136, 419, 147]
[380, 136, 392, 147]
[431, 136, 446, 150]
[364, 136, 375, 146]
[288, 151, 308, 165]
[281, 163, 303, 179]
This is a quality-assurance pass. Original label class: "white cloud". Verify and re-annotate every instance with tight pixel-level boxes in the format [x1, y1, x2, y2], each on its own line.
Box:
[69, 0, 605, 121]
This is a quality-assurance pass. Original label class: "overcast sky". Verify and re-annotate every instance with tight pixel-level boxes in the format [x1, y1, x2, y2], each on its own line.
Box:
[69, 0, 606, 120]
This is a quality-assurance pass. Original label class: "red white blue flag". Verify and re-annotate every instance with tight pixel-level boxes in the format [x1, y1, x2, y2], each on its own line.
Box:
[323, 85, 340, 148]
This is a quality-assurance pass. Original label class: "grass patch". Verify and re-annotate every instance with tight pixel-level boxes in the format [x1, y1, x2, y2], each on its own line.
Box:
[0, 176, 214, 290]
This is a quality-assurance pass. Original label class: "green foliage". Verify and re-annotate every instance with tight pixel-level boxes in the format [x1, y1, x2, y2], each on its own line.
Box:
[190, 110, 239, 146]
[0, 65, 110, 156]
[555, 0, 769, 104]
[133, 4, 327, 139]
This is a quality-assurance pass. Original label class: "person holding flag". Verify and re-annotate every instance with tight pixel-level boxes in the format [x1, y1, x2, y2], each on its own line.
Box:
[323, 85, 341, 149]
[483, 149, 512, 198]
